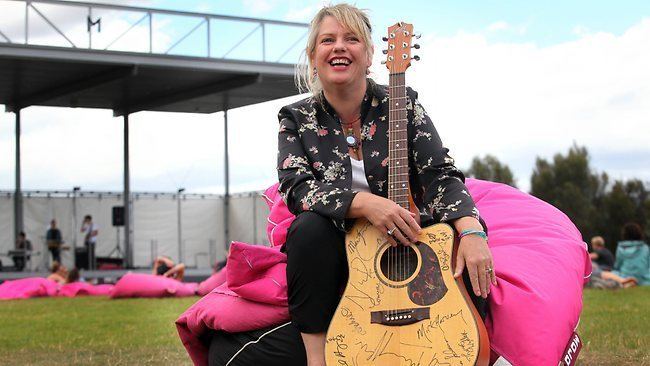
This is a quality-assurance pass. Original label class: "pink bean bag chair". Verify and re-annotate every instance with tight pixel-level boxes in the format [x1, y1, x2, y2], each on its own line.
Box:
[178, 179, 589, 366]
[0, 277, 59, 300]
[464, 179, 591, 365]
[58, 282, 114, 297]
[196, 268, 227, 297]
[176, 241, 289, 365]
[262, 185, 296, 247]
[110, 273, 198, 299]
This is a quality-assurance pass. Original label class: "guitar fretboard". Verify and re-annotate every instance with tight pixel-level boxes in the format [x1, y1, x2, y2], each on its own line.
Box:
[388, 72, 410, 210]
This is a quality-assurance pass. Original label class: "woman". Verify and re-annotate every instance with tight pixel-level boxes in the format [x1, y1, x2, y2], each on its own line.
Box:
[611, 222, 650, 286]
[277, 4, 495, 365]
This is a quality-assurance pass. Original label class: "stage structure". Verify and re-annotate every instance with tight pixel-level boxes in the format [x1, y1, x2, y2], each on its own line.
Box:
[0, 0, 308, 267]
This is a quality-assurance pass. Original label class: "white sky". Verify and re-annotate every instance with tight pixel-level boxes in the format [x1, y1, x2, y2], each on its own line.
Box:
[0, 3, 649, 193]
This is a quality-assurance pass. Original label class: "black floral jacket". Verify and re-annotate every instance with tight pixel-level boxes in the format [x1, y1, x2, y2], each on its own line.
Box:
[277, 78, 479, 231]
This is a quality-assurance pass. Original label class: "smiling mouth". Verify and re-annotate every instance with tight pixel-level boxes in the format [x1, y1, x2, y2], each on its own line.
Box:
[329, 58, 351, 67]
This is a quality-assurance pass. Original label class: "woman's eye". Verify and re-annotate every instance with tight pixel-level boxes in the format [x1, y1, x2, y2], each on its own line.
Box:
[321, 38, 334, 43]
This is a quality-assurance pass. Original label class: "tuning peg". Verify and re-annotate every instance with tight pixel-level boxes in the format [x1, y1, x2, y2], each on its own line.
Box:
[381, 60, 387, 64]
[412, 44, 420, 49]
[414, 33, 422, 39]
[382, 49, 388, 54]
[412, 55, 420, 61]
[382, 36, 388, 41]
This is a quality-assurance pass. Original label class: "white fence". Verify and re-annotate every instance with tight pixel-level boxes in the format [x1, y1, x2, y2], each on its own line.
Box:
[0, 190, 270, 270]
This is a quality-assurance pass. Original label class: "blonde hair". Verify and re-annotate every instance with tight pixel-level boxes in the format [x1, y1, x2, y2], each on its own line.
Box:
[591, 236, 605, 248]
[295, 3, 373, 102]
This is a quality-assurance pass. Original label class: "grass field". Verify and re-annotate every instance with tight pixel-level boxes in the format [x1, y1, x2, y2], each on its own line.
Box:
[0, 287, 648, 365]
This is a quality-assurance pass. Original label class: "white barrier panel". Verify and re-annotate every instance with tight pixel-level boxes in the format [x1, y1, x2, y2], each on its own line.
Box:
[0, 190, 270, 270]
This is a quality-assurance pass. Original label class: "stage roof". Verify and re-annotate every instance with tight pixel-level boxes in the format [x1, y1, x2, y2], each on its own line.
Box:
[0, 43, 299, 116]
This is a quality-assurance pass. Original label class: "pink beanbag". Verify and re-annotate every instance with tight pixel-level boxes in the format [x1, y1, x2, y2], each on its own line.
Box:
[226, 242, 287, 305]
[176, 241, 290, 366]
[177, 180, 589, 366]
[0, 277, 59, 300]
[176, 284, 289, 366]
[58, 282, 114, 297]
[196, 269, 227, 297]
[262, 185, 295, 247]
[464, 178, 591, 365]
[110, 273, 198, 298]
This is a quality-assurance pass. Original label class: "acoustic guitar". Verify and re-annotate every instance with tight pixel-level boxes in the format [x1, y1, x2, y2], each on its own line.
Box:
[325, 22, 489, 366]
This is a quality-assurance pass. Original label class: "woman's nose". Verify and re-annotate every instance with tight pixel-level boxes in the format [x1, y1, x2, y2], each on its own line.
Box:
[333, 38, 346, 51]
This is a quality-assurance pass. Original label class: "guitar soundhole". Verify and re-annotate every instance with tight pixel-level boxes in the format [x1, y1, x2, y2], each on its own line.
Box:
[379, 244, 419, 283]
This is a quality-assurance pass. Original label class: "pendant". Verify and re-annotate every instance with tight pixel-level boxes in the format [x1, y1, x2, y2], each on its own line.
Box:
[346, 134, 358, 149]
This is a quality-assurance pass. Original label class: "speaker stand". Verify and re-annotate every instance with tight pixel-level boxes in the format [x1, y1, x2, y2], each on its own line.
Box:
[107, 227, 124, 258]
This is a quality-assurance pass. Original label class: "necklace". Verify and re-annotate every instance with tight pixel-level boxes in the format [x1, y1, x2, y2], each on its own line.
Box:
[341, 115, 361, 151]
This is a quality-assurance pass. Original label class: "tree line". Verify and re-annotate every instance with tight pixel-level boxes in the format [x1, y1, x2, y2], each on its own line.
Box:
[465, 145, 649, 252]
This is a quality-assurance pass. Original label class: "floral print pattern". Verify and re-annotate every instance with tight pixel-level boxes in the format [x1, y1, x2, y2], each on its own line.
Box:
[277, 79, 479, 231]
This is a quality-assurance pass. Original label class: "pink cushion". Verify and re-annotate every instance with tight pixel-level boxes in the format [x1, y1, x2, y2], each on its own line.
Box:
[110, 273, 197, 298]
[0, 277, 59, 300]
[196, 268, 227, 296]
[263, 184, 296, 247]
[465, 178, 591, 365]
[58, 282, 114, 297]
[226, 241, 287, 306]
[176, 284, 289, 366]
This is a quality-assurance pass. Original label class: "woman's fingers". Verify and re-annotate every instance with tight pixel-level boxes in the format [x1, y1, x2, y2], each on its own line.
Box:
[478, 264, 488, 298]
[390, 226, 411, 246]
[398, 210, 421, 242]
[467, 261, 481, 297]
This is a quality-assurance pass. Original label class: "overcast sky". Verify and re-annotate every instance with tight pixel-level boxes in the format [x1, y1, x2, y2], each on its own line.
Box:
[1, 0, 649, 194]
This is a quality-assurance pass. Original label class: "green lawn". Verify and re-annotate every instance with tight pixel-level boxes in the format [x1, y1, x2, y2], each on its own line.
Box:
[577, 286, 650, 365]
[0, 296, 198, 365]
[0, 287, 648, 365]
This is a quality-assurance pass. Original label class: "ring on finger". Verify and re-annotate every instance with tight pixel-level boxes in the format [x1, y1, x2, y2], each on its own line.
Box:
[485, 267, 493, 274]
[387, 226, 397, 236]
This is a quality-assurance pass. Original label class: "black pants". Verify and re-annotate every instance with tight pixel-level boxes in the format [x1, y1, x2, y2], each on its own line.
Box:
[208, 322, 306, 366]
[284, 212, 487, 334]
[49, 247, 61, 263]
[12, 256, 28, 271]
[86, 242, 96, 270]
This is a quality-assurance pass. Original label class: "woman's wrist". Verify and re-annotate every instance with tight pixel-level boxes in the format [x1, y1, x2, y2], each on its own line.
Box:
[453, 216, 483, 233]
[458, 229, 487, 241]
[347, 191, 370, 218]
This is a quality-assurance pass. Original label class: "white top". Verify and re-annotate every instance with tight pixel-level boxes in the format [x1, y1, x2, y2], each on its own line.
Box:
[350, 158, 371, 192]
[82, 222, 98, 244]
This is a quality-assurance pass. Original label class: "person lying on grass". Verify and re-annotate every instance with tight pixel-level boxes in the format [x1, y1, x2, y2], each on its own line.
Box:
[152, 256, 185, 281]
[47, 261, 68, 285]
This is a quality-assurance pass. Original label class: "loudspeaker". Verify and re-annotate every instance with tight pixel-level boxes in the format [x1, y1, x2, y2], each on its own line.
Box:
[75, 247, 89, 270]
[112, 206, 125, 227]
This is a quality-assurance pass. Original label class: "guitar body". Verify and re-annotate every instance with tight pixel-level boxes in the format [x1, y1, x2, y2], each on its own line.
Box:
[325, 218, 489, 366]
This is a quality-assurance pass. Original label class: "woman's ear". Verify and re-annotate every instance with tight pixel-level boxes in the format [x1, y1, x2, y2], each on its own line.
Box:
[367, 45, 374, 68]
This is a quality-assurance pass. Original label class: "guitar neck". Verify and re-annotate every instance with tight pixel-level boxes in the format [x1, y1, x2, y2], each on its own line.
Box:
[388, 72, 410, 209]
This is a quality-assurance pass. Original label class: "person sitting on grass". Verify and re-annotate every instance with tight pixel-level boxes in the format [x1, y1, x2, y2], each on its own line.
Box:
[152, 256, 185, 281]
[47, 261, 68, 285]
[611, 222, 650, 286]
[589, 235, 615, 271]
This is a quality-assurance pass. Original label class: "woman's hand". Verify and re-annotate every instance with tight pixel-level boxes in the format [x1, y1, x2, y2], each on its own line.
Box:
[348, 192, 421, 246]
[453, 217, 497, 298]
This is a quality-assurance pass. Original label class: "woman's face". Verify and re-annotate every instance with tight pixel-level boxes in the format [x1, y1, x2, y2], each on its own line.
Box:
[311, 16, 372, 90]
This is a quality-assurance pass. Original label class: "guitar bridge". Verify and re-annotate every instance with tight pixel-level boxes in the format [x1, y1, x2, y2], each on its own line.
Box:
[370, 307, 430, 326]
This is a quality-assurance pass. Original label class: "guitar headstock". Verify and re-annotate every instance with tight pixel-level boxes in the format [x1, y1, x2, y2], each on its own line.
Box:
[382, 22, 420, 73]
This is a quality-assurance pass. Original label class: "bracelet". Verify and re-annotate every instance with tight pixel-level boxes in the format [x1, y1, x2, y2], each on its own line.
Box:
[459, 229, 488, 241]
